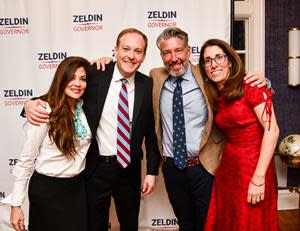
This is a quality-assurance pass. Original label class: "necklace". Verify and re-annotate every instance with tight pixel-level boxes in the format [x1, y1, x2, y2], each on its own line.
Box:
[74, 101, 87, 139]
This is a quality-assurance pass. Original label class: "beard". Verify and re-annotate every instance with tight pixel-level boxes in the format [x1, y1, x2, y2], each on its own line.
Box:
[166, 61, 189, 77]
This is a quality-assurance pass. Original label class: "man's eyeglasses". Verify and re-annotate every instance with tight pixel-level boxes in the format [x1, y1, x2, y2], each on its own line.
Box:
[203, 54, 227, 67]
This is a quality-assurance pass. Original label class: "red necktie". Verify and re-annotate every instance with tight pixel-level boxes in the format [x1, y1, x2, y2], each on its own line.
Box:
[116, 79, 131, 168]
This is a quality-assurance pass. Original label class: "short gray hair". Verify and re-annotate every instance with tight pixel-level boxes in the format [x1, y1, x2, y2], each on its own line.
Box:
[156, 27, 189, 49]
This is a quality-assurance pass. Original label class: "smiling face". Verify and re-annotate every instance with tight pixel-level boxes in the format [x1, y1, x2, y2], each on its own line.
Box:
[203, 45, 232, 89]
[159, 37, 191, 77]
[114, 32, 146, 78]
[64, 66, 87, 100]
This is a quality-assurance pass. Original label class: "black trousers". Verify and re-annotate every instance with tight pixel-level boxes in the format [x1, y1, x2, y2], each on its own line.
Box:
[162, 161, 214, 231]
[86, 161, 140, 231]
[28, 171, 87, 231]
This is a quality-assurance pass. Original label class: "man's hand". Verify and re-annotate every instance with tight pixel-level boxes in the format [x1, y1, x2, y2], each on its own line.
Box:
[10, 206, 25, 231]
[244, 71, 266, 88]
[90, 57, 113, 71]
[141, 175, 156, 196]
[25, 99, 49, 125]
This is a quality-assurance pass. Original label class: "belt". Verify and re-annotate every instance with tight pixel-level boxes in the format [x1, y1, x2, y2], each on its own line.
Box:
[97, 155, 117, 164]
[163, 156, 201, 167]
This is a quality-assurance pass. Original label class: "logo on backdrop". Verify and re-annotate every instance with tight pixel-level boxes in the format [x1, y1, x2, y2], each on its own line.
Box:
[151, 218, 178, 228]
[0, 191, 5, 199]
[38, 52, 67, 70]
[9, 158, 18, 166]
[73, 14, 103, 32]
[0, 17, 29, 36]
[0, 192, 5, 205]
[7, 158, 19, 175]
[2, 89, 33, 106]
[147, 11, 177, 28]
[189, 46, 200, 64]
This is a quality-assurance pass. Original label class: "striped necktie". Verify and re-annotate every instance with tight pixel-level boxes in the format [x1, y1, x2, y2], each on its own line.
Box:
[173, 78, 187, 170]
[116, 78, 131, 168]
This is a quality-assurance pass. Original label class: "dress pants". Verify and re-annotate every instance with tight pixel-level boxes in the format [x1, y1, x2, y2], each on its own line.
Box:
[86, 160, 140, 231]
[162, 160, 214, 231]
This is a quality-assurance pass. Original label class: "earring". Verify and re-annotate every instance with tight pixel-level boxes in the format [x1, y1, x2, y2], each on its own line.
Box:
[206, 77, 208, 82]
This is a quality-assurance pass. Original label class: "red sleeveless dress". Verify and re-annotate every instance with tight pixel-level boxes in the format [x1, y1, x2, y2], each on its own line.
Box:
[204, 84, 278, 231]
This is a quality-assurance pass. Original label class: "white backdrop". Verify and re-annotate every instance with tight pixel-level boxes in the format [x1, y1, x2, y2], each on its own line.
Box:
[0, 1, 231, 230]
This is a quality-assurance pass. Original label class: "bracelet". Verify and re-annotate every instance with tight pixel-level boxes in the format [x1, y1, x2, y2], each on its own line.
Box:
[251, 179, 265, 187]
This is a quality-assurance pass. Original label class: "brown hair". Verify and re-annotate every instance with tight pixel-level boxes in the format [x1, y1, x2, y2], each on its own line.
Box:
[41, 56, 90, 159]
[198, 39, 246, 111]
[116, 28, 148, 54]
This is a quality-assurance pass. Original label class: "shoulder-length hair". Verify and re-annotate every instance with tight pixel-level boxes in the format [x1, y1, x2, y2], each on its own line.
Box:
[41, 56, 90, 159]
[198, 39, 246, 111]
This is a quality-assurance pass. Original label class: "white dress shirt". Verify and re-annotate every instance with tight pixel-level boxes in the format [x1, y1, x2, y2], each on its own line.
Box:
[1, 101, 91, 206]
[96, 67, 135, 156]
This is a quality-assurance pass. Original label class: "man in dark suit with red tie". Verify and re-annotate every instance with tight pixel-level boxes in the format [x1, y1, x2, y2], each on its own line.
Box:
[23, 28, 161, 231]
[83, 28, 161, 231]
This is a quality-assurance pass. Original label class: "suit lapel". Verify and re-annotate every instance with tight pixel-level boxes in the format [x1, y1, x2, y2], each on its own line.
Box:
[131, 73, 144, 132]
[153, 70, 168, 135]
[150, 68, 169, 154]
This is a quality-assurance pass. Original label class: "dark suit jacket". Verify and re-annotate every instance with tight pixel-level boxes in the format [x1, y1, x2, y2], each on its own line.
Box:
[83, 62, 160, 189]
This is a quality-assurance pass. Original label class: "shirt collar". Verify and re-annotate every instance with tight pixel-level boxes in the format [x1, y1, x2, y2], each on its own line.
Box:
[113, 65, 135, 84]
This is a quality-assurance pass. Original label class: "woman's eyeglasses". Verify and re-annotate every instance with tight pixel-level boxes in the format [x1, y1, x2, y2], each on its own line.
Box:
[203, 54, 227, 67]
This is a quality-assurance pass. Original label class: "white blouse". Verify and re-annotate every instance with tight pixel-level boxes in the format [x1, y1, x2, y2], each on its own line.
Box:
[1, 102, 91, 206]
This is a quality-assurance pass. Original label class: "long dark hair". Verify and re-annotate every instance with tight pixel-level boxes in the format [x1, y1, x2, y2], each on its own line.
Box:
[198, 39, 246, 111]
[41, 56, 90, 158]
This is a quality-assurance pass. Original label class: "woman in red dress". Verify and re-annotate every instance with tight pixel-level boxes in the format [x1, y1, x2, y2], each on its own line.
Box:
[198, 39, 279, 231]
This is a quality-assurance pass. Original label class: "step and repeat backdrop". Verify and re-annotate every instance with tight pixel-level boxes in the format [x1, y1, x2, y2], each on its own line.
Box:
[0, 1, 231, 230]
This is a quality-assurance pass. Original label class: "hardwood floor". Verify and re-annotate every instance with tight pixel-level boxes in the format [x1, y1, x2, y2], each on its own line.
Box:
[279, 209, 300, 231]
